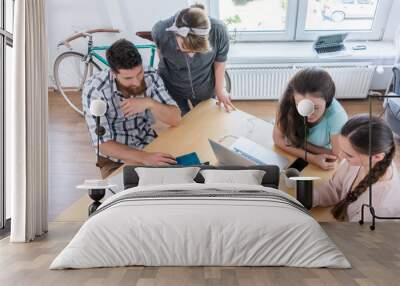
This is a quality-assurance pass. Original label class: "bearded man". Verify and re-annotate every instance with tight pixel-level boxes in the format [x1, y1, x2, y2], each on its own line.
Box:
[82, 39, 181, 178]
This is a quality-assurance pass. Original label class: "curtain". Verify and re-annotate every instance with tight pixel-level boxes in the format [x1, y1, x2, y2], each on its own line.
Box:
[8, 0, 48, 242]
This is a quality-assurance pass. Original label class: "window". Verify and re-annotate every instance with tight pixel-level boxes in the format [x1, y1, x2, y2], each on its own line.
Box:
[296, 0, 392, 40]
[209, 0, 393, 41]
[209, 0, 298, 41]
[0, 0, 4, 230]
[5, 0, 13, 33]
[5, 44, 11, 222]
[218, 0, 287, 32]
[1, 0, 14, 231]
[305, 0, 378, 30]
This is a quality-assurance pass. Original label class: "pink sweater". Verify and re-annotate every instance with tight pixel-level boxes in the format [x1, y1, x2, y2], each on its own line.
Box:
[313, 160, 400, 222]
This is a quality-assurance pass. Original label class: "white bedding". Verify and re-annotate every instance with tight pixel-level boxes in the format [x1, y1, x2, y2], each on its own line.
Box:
[50, 183, 351, 269]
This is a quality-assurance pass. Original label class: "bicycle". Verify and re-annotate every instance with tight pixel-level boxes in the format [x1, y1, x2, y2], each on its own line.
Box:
[54, 28, 157, 116]
[54, 29, 231, 116]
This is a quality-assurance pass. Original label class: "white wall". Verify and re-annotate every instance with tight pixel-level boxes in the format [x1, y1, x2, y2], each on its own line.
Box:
[47, 0, 188, 87]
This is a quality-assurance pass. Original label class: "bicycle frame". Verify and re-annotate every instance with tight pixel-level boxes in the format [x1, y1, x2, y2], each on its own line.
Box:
[88, 44, 157, 68]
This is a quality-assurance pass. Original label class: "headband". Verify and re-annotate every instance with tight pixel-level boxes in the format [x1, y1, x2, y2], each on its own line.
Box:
[166, 23, 210, 37]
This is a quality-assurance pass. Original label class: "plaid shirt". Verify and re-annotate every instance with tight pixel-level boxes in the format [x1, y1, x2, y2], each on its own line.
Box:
[82, 67, 178, 162]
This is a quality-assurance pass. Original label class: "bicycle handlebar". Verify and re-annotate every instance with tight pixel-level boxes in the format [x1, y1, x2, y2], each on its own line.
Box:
[57, 28, 120, 48]
[136, 31, 154, 42]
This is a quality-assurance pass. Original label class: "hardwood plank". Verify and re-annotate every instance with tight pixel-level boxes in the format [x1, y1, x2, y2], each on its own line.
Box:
[1, 222, 400, 285]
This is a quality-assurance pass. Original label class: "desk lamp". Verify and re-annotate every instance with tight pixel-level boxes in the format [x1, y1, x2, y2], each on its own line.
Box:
[81, 99, 107, 215]
[297, 99, 315, 162]
[293, 99, 317, 210]
[89, 99, 107, 165]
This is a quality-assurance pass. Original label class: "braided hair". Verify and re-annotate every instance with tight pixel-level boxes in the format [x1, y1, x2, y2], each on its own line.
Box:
[331, 115, 396, 221]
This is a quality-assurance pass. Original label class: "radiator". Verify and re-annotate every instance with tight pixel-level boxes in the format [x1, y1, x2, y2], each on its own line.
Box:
[227, 63, 375, 100]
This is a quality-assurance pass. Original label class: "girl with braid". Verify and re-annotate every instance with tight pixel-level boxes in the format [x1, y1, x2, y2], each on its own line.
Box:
[313, 114, 400, 221]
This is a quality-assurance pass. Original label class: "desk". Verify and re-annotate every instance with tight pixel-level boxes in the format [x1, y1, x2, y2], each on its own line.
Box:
[110, 99, 336, 221]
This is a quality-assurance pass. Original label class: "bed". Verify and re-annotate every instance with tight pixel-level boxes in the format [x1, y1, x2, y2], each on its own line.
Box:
[50, 165, 350, 269]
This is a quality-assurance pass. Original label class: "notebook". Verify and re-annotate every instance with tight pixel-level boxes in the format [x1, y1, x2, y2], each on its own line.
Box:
[176, 152, 201, 166]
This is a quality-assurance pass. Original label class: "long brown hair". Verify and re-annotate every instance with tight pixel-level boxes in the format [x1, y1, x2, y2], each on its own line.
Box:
[277, 68, 336, 147]
[331, 115, 396, 221]
[175, 4, 211, 53]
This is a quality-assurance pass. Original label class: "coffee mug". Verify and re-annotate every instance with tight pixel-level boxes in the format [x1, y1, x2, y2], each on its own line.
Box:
[282, 168, 300, 188]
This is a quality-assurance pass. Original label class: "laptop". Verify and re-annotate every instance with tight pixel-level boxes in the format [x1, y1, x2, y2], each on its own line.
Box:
[208, 137, 288, 170]
[313, 33, 350, 58]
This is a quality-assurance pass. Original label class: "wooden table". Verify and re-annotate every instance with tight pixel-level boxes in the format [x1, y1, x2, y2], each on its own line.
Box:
[111, 99, 336, 221]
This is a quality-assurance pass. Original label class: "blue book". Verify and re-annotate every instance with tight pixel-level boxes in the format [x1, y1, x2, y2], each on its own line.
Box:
[176, 152, 201, 166]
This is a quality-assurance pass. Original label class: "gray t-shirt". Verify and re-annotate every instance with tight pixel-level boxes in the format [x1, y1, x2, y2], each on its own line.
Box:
[152, 15, 229, 101]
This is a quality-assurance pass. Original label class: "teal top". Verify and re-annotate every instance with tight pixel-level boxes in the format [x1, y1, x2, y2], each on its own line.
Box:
[307, 98, 348, 149]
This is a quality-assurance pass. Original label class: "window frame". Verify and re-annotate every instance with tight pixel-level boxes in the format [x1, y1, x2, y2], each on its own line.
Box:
[209, 0, 393, 42]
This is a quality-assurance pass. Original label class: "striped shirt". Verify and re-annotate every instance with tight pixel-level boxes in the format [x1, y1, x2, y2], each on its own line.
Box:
[82, 67, 178, 162]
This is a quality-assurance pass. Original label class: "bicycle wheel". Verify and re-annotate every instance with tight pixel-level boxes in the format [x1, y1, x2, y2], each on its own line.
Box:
[53, 51, 101, 116]
[224, 70, 231, 93]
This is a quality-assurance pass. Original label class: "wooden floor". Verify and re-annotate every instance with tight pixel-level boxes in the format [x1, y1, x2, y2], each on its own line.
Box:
[1, 92, 399, 285]
[48, 91, 99, 220]
[1, 222, 400, 286]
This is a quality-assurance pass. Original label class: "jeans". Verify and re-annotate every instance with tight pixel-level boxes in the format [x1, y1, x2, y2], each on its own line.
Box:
[173, 92, 217, 116]
[173, 97, 203, 116]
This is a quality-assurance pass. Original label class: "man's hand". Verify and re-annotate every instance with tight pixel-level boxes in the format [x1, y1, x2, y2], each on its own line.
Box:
[142, 152, 177, 166]
[120, 97, 153, 117]
[216, 90, 235, 113]
[309, 153, 337, 170]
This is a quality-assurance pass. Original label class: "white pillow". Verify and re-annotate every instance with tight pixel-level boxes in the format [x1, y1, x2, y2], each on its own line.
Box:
[200, 169, 266, 185]
[136, 167, 200, 186]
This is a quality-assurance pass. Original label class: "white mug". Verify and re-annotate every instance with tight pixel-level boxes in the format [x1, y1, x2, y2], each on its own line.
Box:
[282, 168, 300, 188]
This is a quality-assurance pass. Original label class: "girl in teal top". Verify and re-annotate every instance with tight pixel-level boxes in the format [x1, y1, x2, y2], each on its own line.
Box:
[273, 68, 348, 170]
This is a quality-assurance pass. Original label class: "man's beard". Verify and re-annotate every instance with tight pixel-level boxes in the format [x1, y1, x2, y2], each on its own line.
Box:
[118, 79, 146, 96]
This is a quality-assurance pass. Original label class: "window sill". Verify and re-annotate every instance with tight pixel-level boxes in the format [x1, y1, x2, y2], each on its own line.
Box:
[227, 41, 397, 65]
